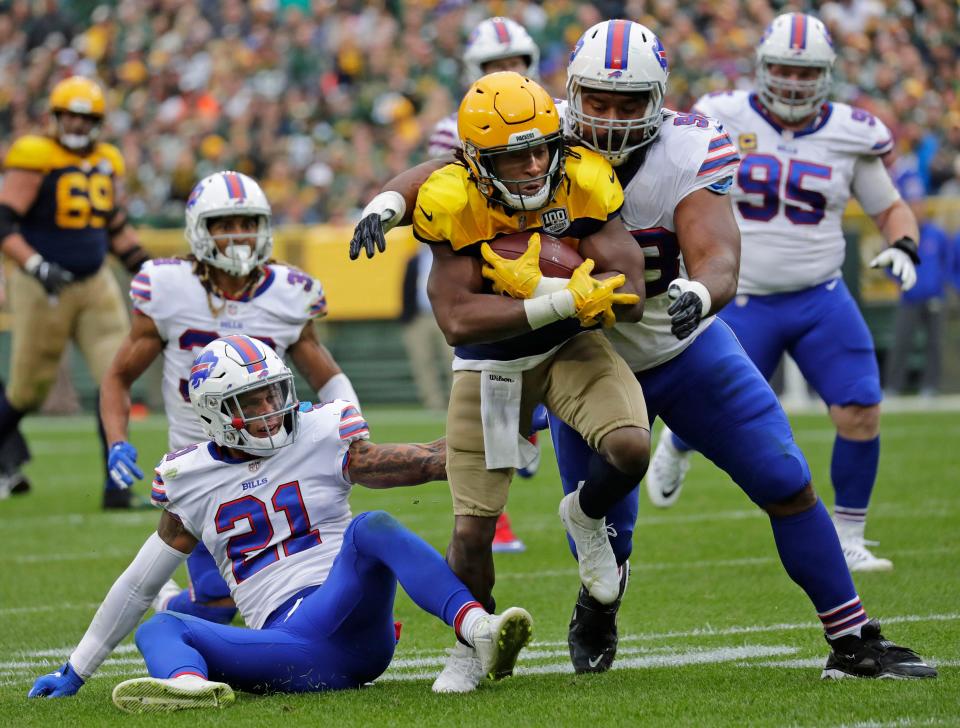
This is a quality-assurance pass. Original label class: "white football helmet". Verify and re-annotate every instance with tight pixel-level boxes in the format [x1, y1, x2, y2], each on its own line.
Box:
[756, 13, 836, 123]
[464, 17, 539, 82]
[189, 335, 299, 457]
[185, 171, 273, 277]
[566, 20, 669, 165]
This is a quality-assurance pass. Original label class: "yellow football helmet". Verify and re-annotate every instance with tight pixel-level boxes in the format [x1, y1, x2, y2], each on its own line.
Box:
[458, 71, 565, 211]
[49, 76, 106, 151]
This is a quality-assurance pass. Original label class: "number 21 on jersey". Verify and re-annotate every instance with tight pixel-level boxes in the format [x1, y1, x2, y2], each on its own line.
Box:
[216, 480, 322, 583]
[737, 154, 832, 225]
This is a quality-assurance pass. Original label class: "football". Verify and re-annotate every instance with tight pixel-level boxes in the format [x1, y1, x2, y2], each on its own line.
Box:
[487, 232, 584, 278]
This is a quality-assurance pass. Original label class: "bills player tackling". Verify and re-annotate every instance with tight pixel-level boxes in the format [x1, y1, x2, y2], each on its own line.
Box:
[29, 336, 533, 712]
[547, 19, 933, 680]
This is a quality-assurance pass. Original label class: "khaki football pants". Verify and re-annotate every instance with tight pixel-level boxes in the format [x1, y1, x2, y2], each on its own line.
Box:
[7, 264, 128, 411]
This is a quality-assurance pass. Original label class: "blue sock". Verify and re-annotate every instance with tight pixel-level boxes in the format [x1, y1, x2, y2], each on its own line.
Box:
[768, 499, 859, 615]
[670, 431, 693, 453]
[831, 435, 879, 511]
[165, 589, 237, 625]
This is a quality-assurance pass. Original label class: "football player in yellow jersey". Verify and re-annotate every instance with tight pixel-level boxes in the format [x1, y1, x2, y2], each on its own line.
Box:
[355, 72, 652, 693]
[0, 75, 150, 509]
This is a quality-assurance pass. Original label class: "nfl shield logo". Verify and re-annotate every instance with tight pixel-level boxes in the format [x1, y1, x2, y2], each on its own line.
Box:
[540, 208, 570, 236]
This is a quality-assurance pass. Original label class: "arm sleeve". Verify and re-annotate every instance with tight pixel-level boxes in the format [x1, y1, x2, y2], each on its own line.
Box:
[68, 533, 189, 679]
[851, 156, 900, 216]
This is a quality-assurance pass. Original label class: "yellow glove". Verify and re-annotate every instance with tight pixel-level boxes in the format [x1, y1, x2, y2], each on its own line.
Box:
[480, 233, 543, 299]
[565, 259, 641, 328]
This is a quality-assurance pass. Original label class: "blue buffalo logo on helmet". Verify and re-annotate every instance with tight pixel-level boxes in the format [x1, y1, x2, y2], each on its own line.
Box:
[190, 350, 219, 389]
[652, 36, 668, 71]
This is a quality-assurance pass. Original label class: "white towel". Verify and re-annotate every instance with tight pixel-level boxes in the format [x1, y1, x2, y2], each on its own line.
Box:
[480, 371, 539, 470]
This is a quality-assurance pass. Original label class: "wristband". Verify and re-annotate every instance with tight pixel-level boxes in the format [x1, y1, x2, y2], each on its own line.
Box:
[523, 290, 575, 330]
[317, 372, 360, 406]
[361, 191, 407, 233]
[890, 236, 920, 265]
[533, 276, 570, 296]
[24, 253, 43, 275]
[669, 279, 712, 316]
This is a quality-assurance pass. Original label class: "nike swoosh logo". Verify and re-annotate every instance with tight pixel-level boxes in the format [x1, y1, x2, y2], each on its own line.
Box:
[826, 279, 839, 291]
[608, 173, 616, 183]
[660, 482, 681, 498]
[419, 206, 433, 221]
[588, 655, 605, 668]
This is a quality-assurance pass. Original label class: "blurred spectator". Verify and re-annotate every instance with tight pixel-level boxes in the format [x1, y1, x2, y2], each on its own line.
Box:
[400, 244, 451, 412]
[0, 1, 955, 226]
[884, 172, 952, 396]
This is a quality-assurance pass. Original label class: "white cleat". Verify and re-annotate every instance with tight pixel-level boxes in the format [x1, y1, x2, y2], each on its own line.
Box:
[432, 642, 485, 694]
[841, 539, 894, 572]
[559, 492, 620, 605]
[646, 427, 691, 508]
[112, 675, 235, 714]
[150, 579, 182, 613]
[472, 607, 533, 680]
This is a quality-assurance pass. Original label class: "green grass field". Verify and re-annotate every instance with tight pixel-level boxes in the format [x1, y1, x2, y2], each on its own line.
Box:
[2, 408, 957, 726]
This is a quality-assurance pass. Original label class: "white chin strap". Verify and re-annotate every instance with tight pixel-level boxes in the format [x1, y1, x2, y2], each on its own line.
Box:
[493, 179, 551, 211]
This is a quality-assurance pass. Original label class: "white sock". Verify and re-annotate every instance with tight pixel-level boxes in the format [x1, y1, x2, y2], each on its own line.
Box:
[455, 604, 487, 648]
[833, 511, 866, 542]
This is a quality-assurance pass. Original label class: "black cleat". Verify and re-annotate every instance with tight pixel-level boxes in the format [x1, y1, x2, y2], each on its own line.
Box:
[568, 561, 629, 674]
[822, 620, 937, 680]
[10, 474, 31, 495]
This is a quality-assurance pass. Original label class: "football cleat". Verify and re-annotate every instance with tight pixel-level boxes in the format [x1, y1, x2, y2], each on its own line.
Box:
[840, 538, 893, 572]
[569, 561, 629, 673]
[112, 675, 235, 713]
[10, 474, 31, 495]
[492, 512, 526, 553]
[822, 620, 937, 679]
[150, 579, 183, 613]
[472, 607, 534, 680]
[432, 642, 485, 694]
[645, 426, 691, 508]
[559, 492, 620, 604]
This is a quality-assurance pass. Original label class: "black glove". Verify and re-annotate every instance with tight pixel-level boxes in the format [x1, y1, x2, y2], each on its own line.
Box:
[26, 256, 74, 295]
[667, 290, 704, 340]
[349, 212, 388, 261]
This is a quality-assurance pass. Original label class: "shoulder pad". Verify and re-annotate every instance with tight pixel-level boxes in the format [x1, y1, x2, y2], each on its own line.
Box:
[836, 104, 893, 156]
[4, 136, 58, 172]
[95, 143, 126, 177]
[413, 165, 470, 242]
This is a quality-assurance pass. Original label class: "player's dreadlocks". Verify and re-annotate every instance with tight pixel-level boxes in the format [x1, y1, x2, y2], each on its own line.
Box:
[185, 255, 270, 317]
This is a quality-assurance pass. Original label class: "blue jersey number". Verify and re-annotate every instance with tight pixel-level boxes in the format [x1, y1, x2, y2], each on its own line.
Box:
[631, 227, 681, 298]
[215, 480, 322, 583]
[737, 154, 831, 225]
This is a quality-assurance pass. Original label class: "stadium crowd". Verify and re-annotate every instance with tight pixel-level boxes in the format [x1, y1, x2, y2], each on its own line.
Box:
[0, 0, 957, 227]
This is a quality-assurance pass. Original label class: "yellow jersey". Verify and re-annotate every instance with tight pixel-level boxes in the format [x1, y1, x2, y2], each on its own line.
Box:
[4, 135, 125, 277]
[412, 146, 624, 363]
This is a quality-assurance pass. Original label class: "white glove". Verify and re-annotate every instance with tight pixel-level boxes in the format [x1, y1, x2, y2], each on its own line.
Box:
[869, 248, 916, 291]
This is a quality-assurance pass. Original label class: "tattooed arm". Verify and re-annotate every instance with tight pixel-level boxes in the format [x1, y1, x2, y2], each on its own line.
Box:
[346, 438, 447, 488]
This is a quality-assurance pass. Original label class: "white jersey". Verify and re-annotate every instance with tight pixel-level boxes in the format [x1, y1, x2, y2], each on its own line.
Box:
[150, 401, 369, 629]
[428, 113, 459, 158]
[131, 260, 327, 449]
[558, 102, 740, 371]
[693, 90, 895, 295]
